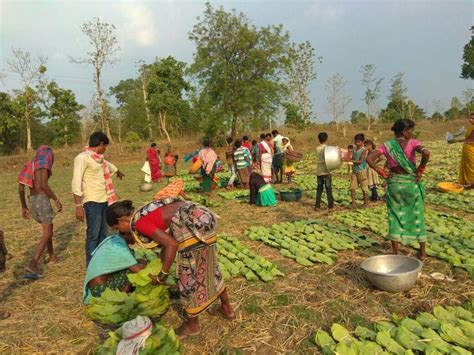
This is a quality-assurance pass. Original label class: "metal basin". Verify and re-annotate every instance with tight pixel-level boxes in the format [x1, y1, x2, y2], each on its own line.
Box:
[324, 146, 342, 172]
[360, 255, 423, 292]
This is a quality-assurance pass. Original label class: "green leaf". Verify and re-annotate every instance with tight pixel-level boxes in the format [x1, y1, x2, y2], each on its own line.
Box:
[314, 330, 335, 355]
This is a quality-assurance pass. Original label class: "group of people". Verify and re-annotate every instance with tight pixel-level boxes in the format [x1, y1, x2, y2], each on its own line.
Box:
[142, 143, 179, 183]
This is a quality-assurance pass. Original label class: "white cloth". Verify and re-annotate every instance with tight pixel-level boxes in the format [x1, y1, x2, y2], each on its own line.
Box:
[116, 316, 153, 355]
[141, 161, 152, 183]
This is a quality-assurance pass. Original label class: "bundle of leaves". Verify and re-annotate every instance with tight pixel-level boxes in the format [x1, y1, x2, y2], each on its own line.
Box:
[86, 259, 170, 325]
[314, 302, 474, 354]
[94, 323, 181, 355]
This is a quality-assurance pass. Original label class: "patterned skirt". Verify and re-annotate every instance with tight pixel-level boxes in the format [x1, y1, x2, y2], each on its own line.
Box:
[386, 174, 426, 243]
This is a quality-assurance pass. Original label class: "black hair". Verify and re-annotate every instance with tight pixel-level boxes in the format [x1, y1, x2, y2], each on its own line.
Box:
[234, 139, 242, 148]
[89, 132, 110, 147]
[203, 138, 211, 147]
[151, 142, 157, 148]
[348, 144, 354, 149]
[265, 133, 272, 139]
[364, 139, 376, 149]
[318, 132, 328, 143]
[354, 133, 365, 142]
[252, 140, 258, 145]
[272, 130, 279, 136]
[242, 135, 249, 141]
[260, 133, 266, 140]
[391, 119, 415, 136]
[226, 136, 233, 145]
[106, 200, 134, 227]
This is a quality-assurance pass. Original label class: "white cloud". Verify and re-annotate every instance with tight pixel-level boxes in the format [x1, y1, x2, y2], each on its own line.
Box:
[119, 1, 157, 46]
[308, 2, 344, 23]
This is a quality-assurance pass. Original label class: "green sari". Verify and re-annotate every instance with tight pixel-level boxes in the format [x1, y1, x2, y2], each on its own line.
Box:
[384, 139, 426, 243]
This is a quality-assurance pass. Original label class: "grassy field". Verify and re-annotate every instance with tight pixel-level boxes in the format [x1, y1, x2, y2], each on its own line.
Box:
[0, 121, 473, 354]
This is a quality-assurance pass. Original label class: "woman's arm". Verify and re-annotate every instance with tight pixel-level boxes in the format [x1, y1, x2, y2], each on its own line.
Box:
[415, 146, 430, 181]
[367, 151, 390, 178]
[147, 228, 178, 275]
[129, 262, 147, 273]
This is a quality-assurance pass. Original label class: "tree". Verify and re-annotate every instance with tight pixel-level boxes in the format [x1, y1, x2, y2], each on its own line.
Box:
[461, 26, 474, 79]
[7, 48, 47, 151]
[405, 100, 426, 121]
[283, 102, 305, 129]
[146, 56, 191, 146]
[0, 92, 21, 154]
[46, 81, 84, 146]
[461, 89, 474, 116]
[351, 110, 368, 125]
[71, 17, 120, 142]
[189, 3, 290, 138]
[360, 64, 383, 131]
[285, 41, 319, 125]
[326, 73, 351, 130]
[388, 72, 407, 116]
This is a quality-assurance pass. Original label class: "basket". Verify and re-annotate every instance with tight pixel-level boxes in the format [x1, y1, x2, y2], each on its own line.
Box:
[189, 158, 203, 174]
[279, 188, 302, 201]
[437, 182, 464, 194]
[285, 151, 303, 163]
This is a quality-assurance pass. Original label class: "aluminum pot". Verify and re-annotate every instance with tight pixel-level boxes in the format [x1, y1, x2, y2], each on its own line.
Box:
[324, 146, 342, 172]
[360, 255, 422, 292]
[140, 182, 154, 192]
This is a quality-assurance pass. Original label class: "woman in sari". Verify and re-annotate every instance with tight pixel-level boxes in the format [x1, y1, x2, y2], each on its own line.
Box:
[249, 171, 277, 207]
[107, 191, 234, 337]
[163, 147, 176, 178]
[259, 133, 273, 183]
[457, 113, 474, 188]
[83, 208, 146, 304]
[282, 137, 295, 183]
[198, 139, 218, 193]
[146, 143, 162, 182]
[367, 119, 430, 260]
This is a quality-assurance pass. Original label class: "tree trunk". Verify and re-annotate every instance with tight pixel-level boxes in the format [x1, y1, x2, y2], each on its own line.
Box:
[64, 122, 69, 147]
[159, 111, 172, 146]
[95, 68, 114, 143]
[25, 90, 32, 152]
[367, 102, 371, 132]
[141, 77, 153, 139]
[343, 122, 347, 137]
[231, 113, 237, 140]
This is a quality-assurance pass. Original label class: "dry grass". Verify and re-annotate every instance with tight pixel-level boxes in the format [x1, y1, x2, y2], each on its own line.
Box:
[0, 121, 472, 354]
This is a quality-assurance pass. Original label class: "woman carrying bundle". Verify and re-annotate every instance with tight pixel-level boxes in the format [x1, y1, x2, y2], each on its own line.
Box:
[198, 139, 218, 193]
[106, 183, 234, 337]
[163, 147, 177, 178]
[282, 137, 295, 183]
[366, 119, 430, 260]
[457, 112, 474, 188]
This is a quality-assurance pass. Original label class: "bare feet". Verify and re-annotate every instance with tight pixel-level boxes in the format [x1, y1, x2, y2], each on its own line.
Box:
[417, 251, 427, 261]
[44, 255, 59, 264]
[207, 305, 235, 320]
[175, 321, 201, 338]
[26, 263, 39, 274]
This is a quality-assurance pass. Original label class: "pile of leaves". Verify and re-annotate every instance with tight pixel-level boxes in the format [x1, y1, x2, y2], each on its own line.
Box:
[425, 189, 474, 214]
[333, 206, 474, 276]
[94, 323, 181, 355]
[245, 219, 378, 267]
[314, 302, 474, 354]
[217, 235, 284, 282]
[186, 193, 221, 207]
[86, 259, 170, 325]
[218, 189, 250, 200]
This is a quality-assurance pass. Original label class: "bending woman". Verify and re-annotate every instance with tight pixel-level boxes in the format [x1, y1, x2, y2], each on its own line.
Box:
[107, 196, 234, 337]
[366, 119, 430, 260]
[249, 172, 277, 207]
[457, 113, 474, 188]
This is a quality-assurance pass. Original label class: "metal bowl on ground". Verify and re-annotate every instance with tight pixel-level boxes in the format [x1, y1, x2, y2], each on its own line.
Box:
[360, 255, 423, 292]
[324, 146, 342, 172]
[140, 182, 154, 192]
[279, 188, 302, 202]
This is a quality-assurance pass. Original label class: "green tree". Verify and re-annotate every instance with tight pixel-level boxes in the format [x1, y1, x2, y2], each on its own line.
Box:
[388, 72, 407, 116]
[404, 100, 426, 121]
[189, 3, 290, 138]
[12, 87, 44, 150]
[350, 110, 368, 124]
[461, 26, 474, 79]
[431, 111, 444, 121]
[283, 102, 305, 129]
[146, 56, 191, 145]
[46, 81, 84, 146]
[0, 92, 21, 154]
[360, 64, 383, 131]
[285, 41, 319, 125]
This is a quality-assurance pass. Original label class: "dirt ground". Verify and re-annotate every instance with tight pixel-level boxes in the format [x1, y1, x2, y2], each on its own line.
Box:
[0, 121, 472, 354]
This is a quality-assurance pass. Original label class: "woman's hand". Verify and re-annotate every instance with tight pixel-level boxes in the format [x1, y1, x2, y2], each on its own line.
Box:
[22, 207, 31, 219]
[415, 166, 426, 182]
[148, 273, 163, 285]
[54, 199, 63, 212]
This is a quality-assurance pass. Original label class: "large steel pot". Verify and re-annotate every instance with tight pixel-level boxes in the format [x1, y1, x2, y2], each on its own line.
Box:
[360, 255, 422, 292]
[324, 146, 342, 172]
[140, 182, 154, 192]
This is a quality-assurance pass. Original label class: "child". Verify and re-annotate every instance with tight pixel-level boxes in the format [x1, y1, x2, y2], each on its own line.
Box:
[350, 134, 369, 208]
[315, 132, 334, 211]
[18, 146, 62, 279]
[364, 139, 380, 201]
[234, 139, 252, 188]
[346, 144, 354, 181]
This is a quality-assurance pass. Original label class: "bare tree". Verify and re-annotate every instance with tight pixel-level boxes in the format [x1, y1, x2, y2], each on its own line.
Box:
[71, 17, 120, 142]
[326, 73, 351, 131]
[7, 48, 47, 151]
[138, 61, 153, 139]
[462, 89, 473, 116]
[360, 64, 383, 131]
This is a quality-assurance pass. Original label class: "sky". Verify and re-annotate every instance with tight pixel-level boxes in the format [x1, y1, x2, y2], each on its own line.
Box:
[0, 0, 472, 121]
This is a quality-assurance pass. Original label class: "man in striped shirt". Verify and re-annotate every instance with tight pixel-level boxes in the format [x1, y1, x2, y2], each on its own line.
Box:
[234, 139, 251, 188]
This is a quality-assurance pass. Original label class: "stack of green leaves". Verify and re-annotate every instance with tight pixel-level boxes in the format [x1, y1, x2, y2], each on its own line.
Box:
[425, 190, 474, 214]
[218, 189, 250, 200]
[94, 323, 181, 355]
[186, 193, 221, 207]
[217, 235, 284, 282]
[244, 219, 378, 267]
[333, 206, 474, 276]
[314, 302, 474, 354]
[86, 259, 170, 325]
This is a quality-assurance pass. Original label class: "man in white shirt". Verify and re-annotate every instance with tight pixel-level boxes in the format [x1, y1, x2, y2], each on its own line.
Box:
[272, 130, 284, 183]
[71, 132, 124, 265]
